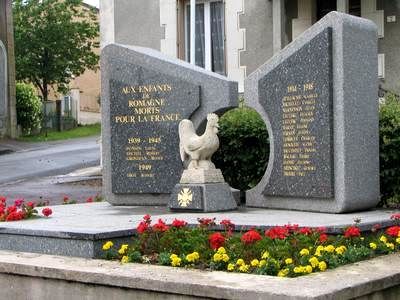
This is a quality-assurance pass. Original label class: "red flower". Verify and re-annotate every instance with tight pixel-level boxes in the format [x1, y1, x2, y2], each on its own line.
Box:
[344, 226, 360, 238]
[6, 205, 17, 214]
[319, 233, 328, 243]
[386, 226, 400, 237]
[299, 227, 313, 235]
[0, 196, 6, 203]
[26, 201, 35, 208]
[371, 223, 381, 232]
[284, 224, 299, 233]
[316, 227, 327, 233]
[265, 226, 289, 240]
[42, 208, 52, 217]
[391, 213, 400, 220]
[136, 221, 148, 234]
[143, 214, 151, 222]
[14, 199, 24, 207]
[241, 229, 262, 245]
[152, 219, 169, 232]
[198, 217, 216, 227]
[220, 219, 235, 231]
[63, 196, 69, 202]
[209, 232, 225, 249]
[171, 218, 187, 228]
[6, 211, 25, 222]
[86, 197, 93, 203]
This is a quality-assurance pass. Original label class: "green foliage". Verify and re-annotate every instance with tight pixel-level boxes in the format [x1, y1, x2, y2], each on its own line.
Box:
[214, 106, 269, 190]
[19, 123, 101, 142]
[13, 0, 99, 101]
[101, 216, 400, 277]
[379, 93, 400, 207]
[15, 82, 42, 135]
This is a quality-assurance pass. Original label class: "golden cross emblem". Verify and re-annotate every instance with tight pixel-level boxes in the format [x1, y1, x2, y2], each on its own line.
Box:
[177, 188, 193, 207]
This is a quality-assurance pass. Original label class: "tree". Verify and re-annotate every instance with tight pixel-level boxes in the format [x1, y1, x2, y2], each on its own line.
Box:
[13, 0, 99, 102]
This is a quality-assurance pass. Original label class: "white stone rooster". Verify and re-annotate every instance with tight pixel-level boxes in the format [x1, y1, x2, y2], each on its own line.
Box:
[179, 113, 220, 170]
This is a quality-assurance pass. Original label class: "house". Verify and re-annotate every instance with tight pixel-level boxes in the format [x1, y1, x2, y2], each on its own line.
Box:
[100, 0, 399, 96]
[0, 0, 17, 138]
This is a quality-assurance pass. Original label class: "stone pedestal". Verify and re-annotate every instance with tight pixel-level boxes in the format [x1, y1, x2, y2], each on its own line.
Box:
[169, 182, 237, 212]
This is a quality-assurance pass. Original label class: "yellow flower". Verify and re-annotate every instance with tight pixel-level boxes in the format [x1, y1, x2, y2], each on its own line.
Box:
[318, 261, 327, 271]
[278, 268, 289, 277]
[121, 256, 129, 264]
[227, 263, 235, 271]
[369, 242, 377, 250]
[396, 237, 400, 244]
[259, 259, 267, 267]
[293, 266, 303, 273]
[170, 254, 181, 267]
[305, 265, 313, 273]
[213, 253, 222, 262]
[118, 244, 129, 255]
[236, 258, 245, 266]
[251, 259, 259, 267]
[386, 243, 395, 250]
[299, 248, 309, 256]
[186, 251, 200, 262]
[380, 235, 387, 243]
[102, 241, 113, 251]
[324, 245, 335, 253]
[335, 246, 347, 255]
[261, 251, 270, 259]
[217, 247, 226, 254]
[238, 264, 249, 273]
[285, 258, 293, 265]
[309, 257, 319, 268]
[314, 245, 324, 257]
[222, 254, 230, 262]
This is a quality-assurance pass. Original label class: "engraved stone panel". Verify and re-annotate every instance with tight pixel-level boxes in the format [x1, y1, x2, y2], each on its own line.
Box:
[259, 28, 333, 198]
[109, 67, 200, 194]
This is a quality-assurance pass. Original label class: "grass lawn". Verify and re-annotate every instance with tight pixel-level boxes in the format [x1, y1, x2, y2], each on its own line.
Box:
[19, 123, 101, 142]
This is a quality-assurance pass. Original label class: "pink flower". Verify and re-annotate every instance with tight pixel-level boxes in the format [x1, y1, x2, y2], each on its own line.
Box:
[42, 208, 52, 217]
[198, 217, 216, 227]
[220, 219, 235, 231]
[391, 213, 400, 220]
[14, 199, 24, 207]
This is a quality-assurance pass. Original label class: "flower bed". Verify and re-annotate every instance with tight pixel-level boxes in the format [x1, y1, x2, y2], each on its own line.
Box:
[101, 214, 400, 278]
[0, 196, 52, 222]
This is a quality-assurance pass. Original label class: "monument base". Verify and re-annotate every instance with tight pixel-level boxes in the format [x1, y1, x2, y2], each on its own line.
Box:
[180, 168, 225, 184]
[169, 183, 237, 212]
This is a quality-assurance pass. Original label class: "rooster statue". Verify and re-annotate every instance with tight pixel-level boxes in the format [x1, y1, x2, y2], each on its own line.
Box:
[179, 113, 220, 170]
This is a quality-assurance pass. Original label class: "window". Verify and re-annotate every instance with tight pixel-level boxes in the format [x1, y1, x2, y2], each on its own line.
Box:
[184, 0, 225, 75]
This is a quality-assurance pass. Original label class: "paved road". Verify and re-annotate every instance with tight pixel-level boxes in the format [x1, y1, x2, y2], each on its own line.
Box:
[0, 136, 100, 185]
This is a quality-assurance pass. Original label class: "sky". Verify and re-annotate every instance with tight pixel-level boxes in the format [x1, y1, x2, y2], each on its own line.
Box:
[83, 0, 99, 8]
